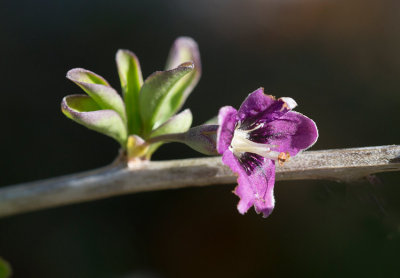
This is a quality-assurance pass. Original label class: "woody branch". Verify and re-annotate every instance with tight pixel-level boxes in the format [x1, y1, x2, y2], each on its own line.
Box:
[0, 145, 399, 218]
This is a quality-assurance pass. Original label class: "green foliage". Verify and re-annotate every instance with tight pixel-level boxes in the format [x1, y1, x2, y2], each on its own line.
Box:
[61, 37, 201, 159]
[164, 37, 202, 115]
[62, 95, 128, 147]
[139, 62, 194, 134]
[67, 69, 127, 123]
[146, 109, 193, 157]
[150, 109, 193, 138]
[116, 50, 143, 135]
[0, 258, 11, 278]
[203, 116, 218, 125]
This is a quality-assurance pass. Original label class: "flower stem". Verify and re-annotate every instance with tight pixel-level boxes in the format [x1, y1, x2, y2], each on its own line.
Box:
[147, 133, 186, 144]
[147, 125, 219, 155]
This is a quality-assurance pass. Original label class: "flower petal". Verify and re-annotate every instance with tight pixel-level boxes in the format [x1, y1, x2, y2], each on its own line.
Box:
[237, 88, 275, 122]
[222, 151, 276, 217]
[238, 88, 296, 130]
[217, 106, 238, 154]
[250, 111, 318, 156]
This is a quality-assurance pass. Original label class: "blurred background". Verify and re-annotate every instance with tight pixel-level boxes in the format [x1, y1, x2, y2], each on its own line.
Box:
[1, 0, 400, 277]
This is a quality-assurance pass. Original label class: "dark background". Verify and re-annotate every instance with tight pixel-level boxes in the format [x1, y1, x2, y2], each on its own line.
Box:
[1, 0, 400, 277]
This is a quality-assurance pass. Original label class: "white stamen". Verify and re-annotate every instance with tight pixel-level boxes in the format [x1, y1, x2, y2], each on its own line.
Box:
[280, 97, 297, 110]
[230, 128, 280, 160]
[246, 122, 265, 132]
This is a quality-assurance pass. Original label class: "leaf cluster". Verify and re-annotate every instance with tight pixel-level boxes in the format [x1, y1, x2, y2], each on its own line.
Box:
[61, 37, 201, 159]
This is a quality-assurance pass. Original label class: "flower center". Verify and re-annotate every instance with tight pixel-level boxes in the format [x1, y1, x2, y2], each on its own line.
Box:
[230, 128, 290, 165]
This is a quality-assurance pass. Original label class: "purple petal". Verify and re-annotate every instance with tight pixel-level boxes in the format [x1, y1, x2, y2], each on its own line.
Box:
[238, 88, 295, 130]
[217, 106, 238, 154]
[222, 150, 276, 218]
[250, 111, 318, 156]
[237, 88, 275, 122]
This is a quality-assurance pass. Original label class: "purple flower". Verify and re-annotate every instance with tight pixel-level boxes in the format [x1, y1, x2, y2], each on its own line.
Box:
[217, 88, 318, 218]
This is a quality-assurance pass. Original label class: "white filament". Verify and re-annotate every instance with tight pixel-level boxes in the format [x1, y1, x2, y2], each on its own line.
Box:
[230, 129, 280, 160]
[230, 97, 296, 160]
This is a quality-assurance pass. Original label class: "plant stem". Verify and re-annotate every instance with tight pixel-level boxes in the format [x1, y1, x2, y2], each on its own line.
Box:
[147, 132, 186, 144]
[0, 145, 399, 218]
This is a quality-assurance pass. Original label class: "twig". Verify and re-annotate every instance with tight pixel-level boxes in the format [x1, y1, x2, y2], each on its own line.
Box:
[1, 145, 399, 218]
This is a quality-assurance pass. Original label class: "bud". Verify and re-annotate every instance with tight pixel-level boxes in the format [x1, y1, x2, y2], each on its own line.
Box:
[127, 135, 149, 160]
[181, 125, 218, 155]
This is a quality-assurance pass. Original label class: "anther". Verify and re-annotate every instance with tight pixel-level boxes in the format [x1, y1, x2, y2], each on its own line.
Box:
[277, 152, 290, 166]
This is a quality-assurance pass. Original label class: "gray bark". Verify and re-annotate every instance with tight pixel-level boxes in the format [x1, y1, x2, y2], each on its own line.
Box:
[0, 145, 399, 218]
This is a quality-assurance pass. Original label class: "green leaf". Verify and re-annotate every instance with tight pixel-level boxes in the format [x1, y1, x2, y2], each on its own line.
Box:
[67, 68, 127, 123]
[202, 116, 218, 125]
[139, 62, 194, 135]
[0, 257, 11, 278]
[116, 49, 143, 135]
[150, 109, 193, 138]
[146, 109, 193, 158]
[164, 37, 201, 115]
[62, 95, 128, 147]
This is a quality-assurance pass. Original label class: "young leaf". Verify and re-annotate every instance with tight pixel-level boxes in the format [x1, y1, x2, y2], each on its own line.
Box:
[116, 50, 143, 135]
[202, 116, 218, 125]
[164, 37, 202, 115]
[146, 109, 193, 158]
[150, 108, 193, 138]
[67, 68, 127, 123]
[61, 95, 128, 147]
[139, 62, 194, 134]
